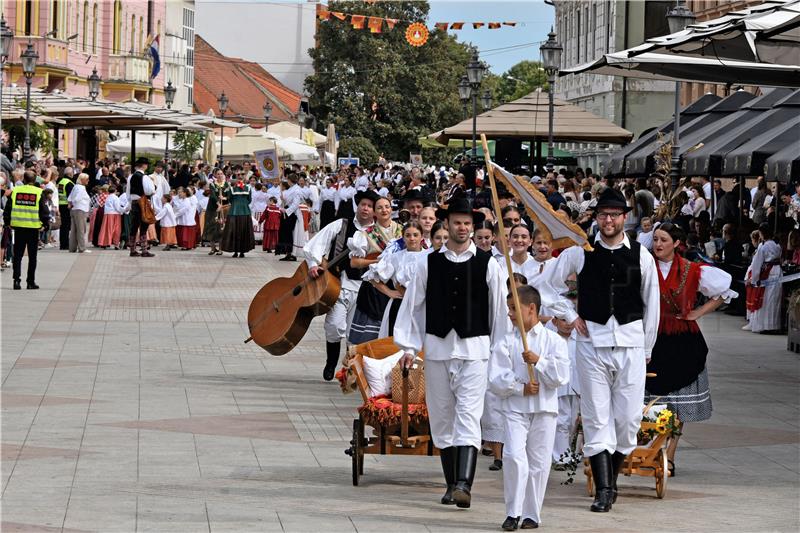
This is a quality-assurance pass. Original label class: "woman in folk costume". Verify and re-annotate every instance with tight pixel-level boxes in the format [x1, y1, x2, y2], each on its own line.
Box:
[645, 222, 737, 476]
[294, 200, 311, 256]
[98, 186, 123, 249]
[319, 177, 338, 229]
[364, 220, 428, 338]
[203, 169, 231, 256]
[89, 185, 109, 247]
[335, 174, 356, 221]
[259, 197, 282, 252]
[220, 178, 256, 258]
[744, 223, 783, 333]
[175, 188, 198, 250]
[347, 194, 402, 344]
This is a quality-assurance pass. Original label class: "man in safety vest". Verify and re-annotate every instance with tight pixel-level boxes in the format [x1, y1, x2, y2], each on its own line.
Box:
[3, 170, 50, 290]
[57, 167, 75, 250]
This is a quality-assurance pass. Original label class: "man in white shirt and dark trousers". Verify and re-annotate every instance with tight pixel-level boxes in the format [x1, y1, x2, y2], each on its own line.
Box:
[548, 187, 660, 513]
[126, 157, 156, 257]
[395, 199, 508, 509]
[490, 285, 569, 530]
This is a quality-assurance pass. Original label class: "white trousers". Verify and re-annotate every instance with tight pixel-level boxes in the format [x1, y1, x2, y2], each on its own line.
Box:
[503, 411, 557, 523]
[552, 395, 580, 463]
[481, 389, 505, 444]
[576, 343, 645, 457]
[425, 359, 487, 450]
[323, 287, 357, 343]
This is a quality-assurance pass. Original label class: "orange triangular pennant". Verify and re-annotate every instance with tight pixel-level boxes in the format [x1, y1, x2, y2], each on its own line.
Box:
[331, 11, 347, 21]
[472, 22, 485, 29]
[351, 15, 366, 29]
[503, 22, 517, 27]
[368, 16, 383, 34]
[434, 22, 449, 32]
[385, 18, 398, 30]
[450, 22, 464, 30]
[488, 22, 501, 29]
[318, 10, 331, 21]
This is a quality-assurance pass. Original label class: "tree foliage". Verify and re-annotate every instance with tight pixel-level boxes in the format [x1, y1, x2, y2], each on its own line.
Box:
[172, 131, 205, 163]
[493, 60, 548, 104]
[306, 1, 474, 162]
[339, 136, 379, 165]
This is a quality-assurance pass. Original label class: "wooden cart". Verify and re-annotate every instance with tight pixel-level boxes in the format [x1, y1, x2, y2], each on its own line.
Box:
[343, 337, 437, 486]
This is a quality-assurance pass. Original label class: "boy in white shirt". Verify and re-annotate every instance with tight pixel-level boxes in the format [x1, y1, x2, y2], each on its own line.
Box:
[490, 285, 570, 530]
[549, 317, 580, 468]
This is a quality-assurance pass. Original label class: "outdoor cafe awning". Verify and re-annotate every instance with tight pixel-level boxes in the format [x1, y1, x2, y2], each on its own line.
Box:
[764, 142, 800, 182]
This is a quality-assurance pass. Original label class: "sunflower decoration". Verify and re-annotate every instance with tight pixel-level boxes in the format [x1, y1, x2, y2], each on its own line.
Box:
[405, 22, 429, 47]
[640, 407, 681, 441]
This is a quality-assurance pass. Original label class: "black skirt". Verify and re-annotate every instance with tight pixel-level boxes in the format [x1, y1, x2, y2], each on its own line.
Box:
[220, 215, 255, 253]
[276, 213, 297, 255]
[92, 208, 105, 246]
[320, 200, 336, 229]
[645, 330, 708, 395]
[336, 200, 355, 221]
[355, 281, 390, 321]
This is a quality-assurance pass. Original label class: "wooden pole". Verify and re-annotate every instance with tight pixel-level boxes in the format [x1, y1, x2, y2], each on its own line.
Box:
[481, 134, 537, 384]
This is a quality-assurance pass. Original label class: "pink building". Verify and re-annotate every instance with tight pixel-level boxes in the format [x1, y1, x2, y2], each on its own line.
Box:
[3, 0, 172, 156]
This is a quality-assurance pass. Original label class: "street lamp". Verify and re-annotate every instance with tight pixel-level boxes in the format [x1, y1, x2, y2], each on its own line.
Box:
[217, 91, 228, 166]
[21, 40, 39, 162]
[466, 51, 485, 160]
[298, 104, 306, 138]
[481, 89, 493, 112]
[87, 67, 101, 101]
[263, 100, 272, 131]
[540, 28, 562, 172]
[0, 15, 14, 148]
[457, 75, 471, 155]
[666, 1, 696, 195]
[163, 80, 177, 162]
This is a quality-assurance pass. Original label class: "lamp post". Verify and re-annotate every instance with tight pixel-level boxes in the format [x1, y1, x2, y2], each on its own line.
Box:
[481, 89, 493, 112]
[217, 91, 228, 167]
[466, 51, 485, 160]
[298, 105, 306, 139]
[163, 80, 176, 163]
[263, 100, 272, 132]
[87, 67, 101, 101]
[666, 1, 696, 195]
[540, 28, 562, 172]
[0, 15, 13, 146]
[457, 75, 470, 156]
[21, 40, 38, 162]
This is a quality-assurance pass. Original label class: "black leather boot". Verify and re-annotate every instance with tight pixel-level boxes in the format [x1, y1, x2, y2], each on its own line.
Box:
[439, 447, 457, 505]
[453, 445, 478, 508]
[611, 451, 627, 504]
[589, 451, 614, 512]
[323, 341, 340, 381]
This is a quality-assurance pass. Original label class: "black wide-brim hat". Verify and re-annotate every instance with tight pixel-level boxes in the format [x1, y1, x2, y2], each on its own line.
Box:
[595, 187, 632, 213]
[354, 190, 380, 205]
[400, 189, 425, 204]
[436, 198, 485, 224]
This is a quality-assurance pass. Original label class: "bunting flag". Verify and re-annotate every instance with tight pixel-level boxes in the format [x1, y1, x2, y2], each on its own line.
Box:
[503, 22, 517, 27]
[318, 9, 331, 21]
[450, 22, 464, 30]
[488, 22, 501, 29]
[368, 16, 383, 33]
[351, 15, 366, 29]
[385, 18, 398, 30]
[331, 11, 347, 20]
[472, 22, 485, 29]
[434, 22, 449, 31]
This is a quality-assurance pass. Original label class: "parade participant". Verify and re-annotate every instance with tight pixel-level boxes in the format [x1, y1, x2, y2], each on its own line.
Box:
[395, 199, 509, 509]
[89, 185, 109, 247]
[174, 188, 198, 251]
[335, 175, 356, 220]
[250, 182, 269, 239]
[278, 174, 303, 261]
[68, 173, 91, 254]
[304, 190, 378, 380]
[319, 178, 337, 229]
[4, 171, 49, 290]
[550, 313, 580, 469]
[490, 285, 569, 531]
[744, 223, 782, 333]
[221, 178, 255, 258]
[473, 220, 494, 252]
[348, 196, 402, 344]
[203, 169, 230, 256]
[398, 189, 425, 223]
[646, 223, 736, 474]
[419, 206, 437, 246]
[259, 197, 281, 252]
[98, 186, 123, 249]
[126, 158, 156, 257]
[548, 187, 660, 512]
[57, 167, 75, 250]
[156, 193, 178, 251]
[509, 225, 536, 277]
[430, 221, 449, 250]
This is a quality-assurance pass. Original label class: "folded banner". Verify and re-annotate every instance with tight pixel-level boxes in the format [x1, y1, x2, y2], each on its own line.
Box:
[488, 160, 592, 251]
[254, 147, 280, 180]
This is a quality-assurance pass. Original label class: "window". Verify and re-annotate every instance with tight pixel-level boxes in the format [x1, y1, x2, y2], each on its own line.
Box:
[606, 1, 612, 53]
[24, 0, 34, 35]
[187, 87, 193, 108]
[74, 0, 80, 47]
[92, 4, 97, 54]
[576, 7, 581, 64]
[112, 0, 122, 53]
[591, 3, 597, 60]
[82, 1, 88, 51]
[52, 0, 60, 36]
[147, 0, 154, 35]
[139, 16, 144, 54]
[585, 6, 590, 62]
[130, 14, 135, 53]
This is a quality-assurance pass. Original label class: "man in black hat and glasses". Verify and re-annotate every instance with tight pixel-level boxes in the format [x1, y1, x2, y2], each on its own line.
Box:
[395, 198, 509, 509]
[126, 157, 156, 257]
[547, 187, 660, 512]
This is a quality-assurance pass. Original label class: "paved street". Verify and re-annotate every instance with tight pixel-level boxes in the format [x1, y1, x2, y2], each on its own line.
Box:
[1, 248, 798, 532]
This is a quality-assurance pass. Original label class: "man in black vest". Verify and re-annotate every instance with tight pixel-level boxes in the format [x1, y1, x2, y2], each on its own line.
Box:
[395, 199, 509, 509]
[304, 190, 378, 380]
[548, 187, 660, 512]
[126, 157, 155, 257]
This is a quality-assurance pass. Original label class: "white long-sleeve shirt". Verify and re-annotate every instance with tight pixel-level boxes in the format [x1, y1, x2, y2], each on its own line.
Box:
[354, 175, 369, 192]
[282, 184, 302, 217]
[103, 194, 124, 215]
[173, 197, 195, 226]
[394, 242, 509, 361]
[68, 183, 90, 212]
[155, 203, 176, 228]
[547, 233, 661, 358]
[750, 240, 782, 284]
[250, 189, 269, 214]
[302, 217, 372, 292]
[488, 322, 570, 415]
[335, 185, 355, 211]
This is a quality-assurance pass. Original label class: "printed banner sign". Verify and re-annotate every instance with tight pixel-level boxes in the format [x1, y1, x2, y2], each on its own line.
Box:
[254, 147, 279, 179]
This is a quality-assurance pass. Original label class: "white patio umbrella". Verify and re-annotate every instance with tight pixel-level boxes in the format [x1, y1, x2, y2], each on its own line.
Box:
[106, 131, 189, 157]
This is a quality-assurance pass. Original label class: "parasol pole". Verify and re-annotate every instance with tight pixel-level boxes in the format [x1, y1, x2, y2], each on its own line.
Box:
[481, 134, 536, 384]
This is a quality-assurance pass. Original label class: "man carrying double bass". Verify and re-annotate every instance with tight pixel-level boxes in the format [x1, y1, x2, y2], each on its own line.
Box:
[304, 190, 379, 380]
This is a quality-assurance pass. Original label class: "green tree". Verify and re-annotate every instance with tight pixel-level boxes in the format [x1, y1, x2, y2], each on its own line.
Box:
[339, 136, 379, 166]
[306, 1, 473, 160]
[493, 60, 548, 104]
[172, 131, 204, 163]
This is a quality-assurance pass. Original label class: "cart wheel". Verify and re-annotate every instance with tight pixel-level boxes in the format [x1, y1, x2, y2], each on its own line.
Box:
[655, 449, 668, 499]
[351, 419, 361, 486]
[584, 462, 594, 497]
[357, 420, 365, 476]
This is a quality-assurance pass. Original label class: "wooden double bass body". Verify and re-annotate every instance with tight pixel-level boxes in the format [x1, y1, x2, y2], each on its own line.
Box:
[247, 259, 340, 355]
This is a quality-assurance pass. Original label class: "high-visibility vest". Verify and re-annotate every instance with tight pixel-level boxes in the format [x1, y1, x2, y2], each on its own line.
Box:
[10, 184, 43, 229]
[57, 177, 73, 205]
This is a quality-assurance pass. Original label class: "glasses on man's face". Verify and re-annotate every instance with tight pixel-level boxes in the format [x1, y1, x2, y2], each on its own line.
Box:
[596, 211, 624, 221]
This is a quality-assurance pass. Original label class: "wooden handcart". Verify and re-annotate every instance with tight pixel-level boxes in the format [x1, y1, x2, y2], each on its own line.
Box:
[343, 337, 437, 486]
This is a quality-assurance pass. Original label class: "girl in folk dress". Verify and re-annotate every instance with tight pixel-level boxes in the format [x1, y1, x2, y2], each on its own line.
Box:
[473, 220, 495, 252]
[293, 201, 311, 257]
[745, 224, 783, 333]
[174, 188, 197, 250]
[89, 185, 109, 247]
[509, 224, 536, 278]
[259, 197, 281, 252]
[156, 193, 178, 250]
[644, 223, 737, 474]
[98, 187, 123, 249]
[419, 206, 437, 248]
[319, 178, 337, 229]
[335, 175, 356, 221]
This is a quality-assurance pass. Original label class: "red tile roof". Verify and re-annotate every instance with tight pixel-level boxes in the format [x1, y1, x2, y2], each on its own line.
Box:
[194, 36, 301, 126]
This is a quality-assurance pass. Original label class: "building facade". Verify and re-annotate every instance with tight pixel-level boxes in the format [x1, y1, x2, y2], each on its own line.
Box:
[163, 0, 195, 113]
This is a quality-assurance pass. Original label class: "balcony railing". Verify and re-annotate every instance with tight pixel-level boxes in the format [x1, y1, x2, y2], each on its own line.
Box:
[107, 54, 151, 85]
[9, 36, 70, 71]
